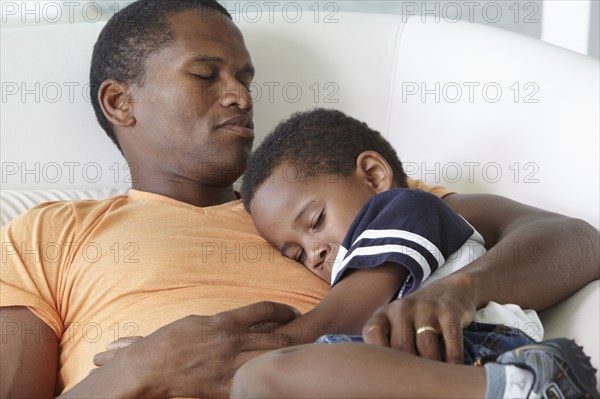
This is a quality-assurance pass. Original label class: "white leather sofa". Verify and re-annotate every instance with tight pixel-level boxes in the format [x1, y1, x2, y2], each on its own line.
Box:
[2, 11, 599, 388]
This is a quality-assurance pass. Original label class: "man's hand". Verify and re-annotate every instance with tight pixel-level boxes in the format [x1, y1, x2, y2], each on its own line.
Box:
[61, 301, 300, 399]
[362, 272, 476, 364]
[90, 336, 143, 370]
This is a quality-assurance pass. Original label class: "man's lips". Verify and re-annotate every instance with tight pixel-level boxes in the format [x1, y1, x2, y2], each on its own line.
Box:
[217, 115, 255, 140]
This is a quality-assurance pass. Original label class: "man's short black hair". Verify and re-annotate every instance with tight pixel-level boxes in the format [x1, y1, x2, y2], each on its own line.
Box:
[90, 0, 232, 152]
[241, 108, 408, 211]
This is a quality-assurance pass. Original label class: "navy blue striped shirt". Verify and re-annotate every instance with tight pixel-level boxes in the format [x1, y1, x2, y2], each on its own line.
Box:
[331, 189, 474, 297]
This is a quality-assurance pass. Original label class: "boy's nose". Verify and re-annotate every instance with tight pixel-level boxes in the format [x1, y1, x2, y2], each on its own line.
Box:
[312, 242, 339, 264]
[318, 245, 328, 260]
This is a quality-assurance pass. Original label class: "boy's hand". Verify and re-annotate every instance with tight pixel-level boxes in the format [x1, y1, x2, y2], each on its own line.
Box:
[362, 273, 476, 364]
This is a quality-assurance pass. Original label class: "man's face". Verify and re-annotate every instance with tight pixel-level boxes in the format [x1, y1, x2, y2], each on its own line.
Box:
[127, 10, 255, 186]
[250, 163, 377, 283]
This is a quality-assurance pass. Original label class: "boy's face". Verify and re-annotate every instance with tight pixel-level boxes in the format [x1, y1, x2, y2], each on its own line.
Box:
[250, 163, 379, 283]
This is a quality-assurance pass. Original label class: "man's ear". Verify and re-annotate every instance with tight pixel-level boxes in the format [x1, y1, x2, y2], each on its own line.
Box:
[355, 151, 394, 193]
[98, 79, 136, 128]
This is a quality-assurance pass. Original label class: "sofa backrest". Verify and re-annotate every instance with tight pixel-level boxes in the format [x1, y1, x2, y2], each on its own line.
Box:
[2, 12, 598, 227]
[388, 19, 599, 227]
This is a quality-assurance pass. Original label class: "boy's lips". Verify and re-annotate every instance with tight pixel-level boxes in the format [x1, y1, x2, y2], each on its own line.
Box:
[320, 249, 340, 269]
[217, 115, 255, 139]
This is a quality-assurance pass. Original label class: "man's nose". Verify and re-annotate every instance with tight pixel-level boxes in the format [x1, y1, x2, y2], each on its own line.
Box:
[219, 79, 252, 110]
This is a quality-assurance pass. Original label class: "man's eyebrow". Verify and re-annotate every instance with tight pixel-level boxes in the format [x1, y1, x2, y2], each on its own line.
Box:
[293, 199, 315, 226]
[190, 55, 224, 64]
[189, 55, 255, 75]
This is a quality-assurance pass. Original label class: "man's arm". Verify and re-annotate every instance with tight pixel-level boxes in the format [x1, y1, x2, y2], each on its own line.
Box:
[443, 193, 599, 310]
[1, 302, 297, 398]
[0, 307, 58, 399]
[363, 193, 599, 363]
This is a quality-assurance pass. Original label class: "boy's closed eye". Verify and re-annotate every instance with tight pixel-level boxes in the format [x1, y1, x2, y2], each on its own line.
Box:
[293, 247, 306, 264]
[311, 209, 325, 231]
[281, 244, 306, 265]
[281, 209, 327, 265]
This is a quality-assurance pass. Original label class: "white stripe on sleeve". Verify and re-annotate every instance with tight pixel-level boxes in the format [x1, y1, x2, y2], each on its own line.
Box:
[352, 229, 445, 266]
[331, 244, 434, 284]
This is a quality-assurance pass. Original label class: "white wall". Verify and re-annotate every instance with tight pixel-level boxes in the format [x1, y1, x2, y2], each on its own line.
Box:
[333, 0, 597, 58]
[542, 0, 592, 55]
[590, 0, 600, 58]
[1, 0, 599, 58]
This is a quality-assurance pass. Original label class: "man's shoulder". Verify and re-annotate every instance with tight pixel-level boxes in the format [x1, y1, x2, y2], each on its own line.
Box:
[367, 188, 442, 212]
[33, 194, 127, 216]
[407, 178, 454, 199]
[3, 194, 128, 233]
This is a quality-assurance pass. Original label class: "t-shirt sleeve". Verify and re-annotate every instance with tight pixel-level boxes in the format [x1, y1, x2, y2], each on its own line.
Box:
[407, 178, 455, 198]
[330, 189, 473, 296]
[0, 202, 77, 338]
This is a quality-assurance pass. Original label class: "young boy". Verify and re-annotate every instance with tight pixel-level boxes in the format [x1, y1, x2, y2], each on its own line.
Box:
[238, 108, 599, 398]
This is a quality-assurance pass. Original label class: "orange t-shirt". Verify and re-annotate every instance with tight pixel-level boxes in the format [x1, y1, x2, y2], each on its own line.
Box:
[0, 180, 451, 392]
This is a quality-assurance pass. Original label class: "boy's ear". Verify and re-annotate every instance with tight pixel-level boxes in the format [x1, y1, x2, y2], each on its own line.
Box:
[98, 79, 136, 130]
[355, 151, 394, 193]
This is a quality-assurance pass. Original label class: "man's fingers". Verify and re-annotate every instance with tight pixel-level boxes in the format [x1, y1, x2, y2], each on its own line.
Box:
[222, 301, 300, 328]
[105, 336, 143, 350]
[440, 316, 464, 364]
[235, 348, 279, 365]
[91, 337, 143, 369]
[93, 349, 118, 367]
[389, 320, 417, 355]
[362, 310, 391, 347]
[237, 330, 296, 351]
[414, 323, 441, 361]
[377, 300, 419, 355]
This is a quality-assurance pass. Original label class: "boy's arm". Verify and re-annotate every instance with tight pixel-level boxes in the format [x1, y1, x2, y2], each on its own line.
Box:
[277, 189, 474, 345]
[275, 264, 408, 344]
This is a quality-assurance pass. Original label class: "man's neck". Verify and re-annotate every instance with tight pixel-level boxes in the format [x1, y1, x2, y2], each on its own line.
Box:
[132, 181, 238, 207]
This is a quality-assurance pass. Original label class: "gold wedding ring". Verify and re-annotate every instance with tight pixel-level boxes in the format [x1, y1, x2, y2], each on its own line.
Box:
[416, 325, 438, 335]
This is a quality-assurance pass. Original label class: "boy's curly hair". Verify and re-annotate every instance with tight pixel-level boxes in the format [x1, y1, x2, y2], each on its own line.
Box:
[241, 108, 408, 211]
